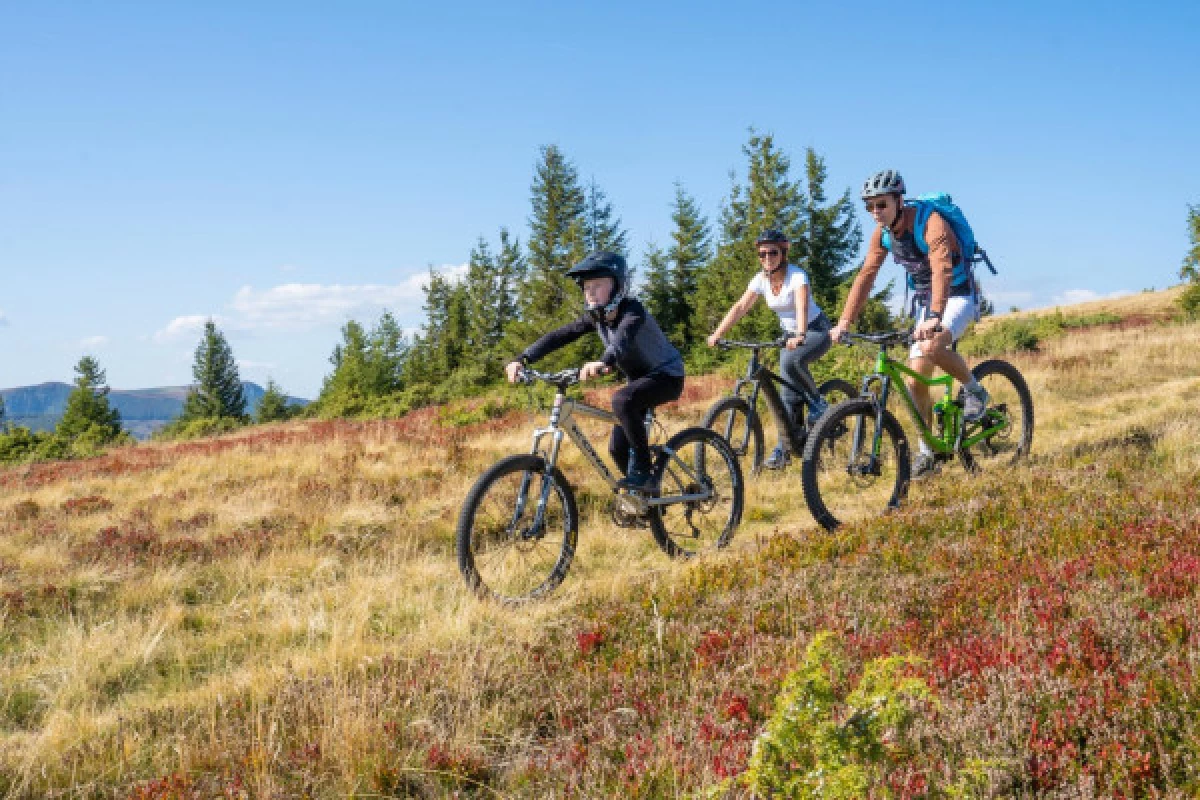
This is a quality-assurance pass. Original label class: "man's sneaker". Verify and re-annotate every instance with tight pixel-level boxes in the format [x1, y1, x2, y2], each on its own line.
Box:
[764, 445, 791, 470]
[912, 452, 939, 479]
[962, 385, 990, 423]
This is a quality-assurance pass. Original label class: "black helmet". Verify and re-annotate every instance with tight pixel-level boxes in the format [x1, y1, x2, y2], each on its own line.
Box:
[862, 169, 905, 200]
[755, 229, 790, 247]
[566, 250, 628, 321]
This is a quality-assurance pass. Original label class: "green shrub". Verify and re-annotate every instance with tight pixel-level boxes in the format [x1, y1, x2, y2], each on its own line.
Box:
[732, 631, 934, 799]
[154, 416, 244, 442]
[1179, 282, 1200, 319]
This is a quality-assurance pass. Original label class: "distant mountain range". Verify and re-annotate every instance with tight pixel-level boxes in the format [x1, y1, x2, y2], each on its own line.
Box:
[0, 382, 308, 439]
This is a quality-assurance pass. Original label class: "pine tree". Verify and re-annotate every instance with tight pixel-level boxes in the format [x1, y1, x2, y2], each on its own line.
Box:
[640, 243, 675, 337]
[695, 131, 806, 343]
[667, 183, 712, 349]
[1183, 204, 1200, 282]
[56, 355, 123, 442]
[801, 148, 862, 314]
[182, 320, 247, 421]
[367, 311, 407, 395]
[493, 228, 524, 358]
[510, 145, 595, 369]
[584, 178, 629, 256]
[255, 378, 294, 423]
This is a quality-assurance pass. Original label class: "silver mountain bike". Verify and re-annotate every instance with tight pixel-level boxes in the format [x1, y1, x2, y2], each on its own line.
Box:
[456, 367, 744, 604]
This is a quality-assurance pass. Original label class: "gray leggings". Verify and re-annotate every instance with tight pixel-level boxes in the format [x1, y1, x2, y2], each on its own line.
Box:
[777, 316, 832, 445]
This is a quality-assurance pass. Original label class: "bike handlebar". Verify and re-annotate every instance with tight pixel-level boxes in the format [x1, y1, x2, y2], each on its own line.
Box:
[516, 367, 582, 388]
[716, 336, 789, 350]
[838, 330, 915, 348]
[837, 326, 944, 348]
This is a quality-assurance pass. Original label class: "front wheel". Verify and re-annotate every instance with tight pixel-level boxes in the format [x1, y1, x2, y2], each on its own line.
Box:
[456, 454, 578, 604]
[702, 395, 765, 475]
[817, 378, 857, 407]
[649, 428, 744, 558]
[959, 359, 1035, 473]
[801, 398, 911, 532]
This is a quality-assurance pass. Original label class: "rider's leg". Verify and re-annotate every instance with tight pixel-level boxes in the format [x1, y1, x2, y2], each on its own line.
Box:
[777, 324, 832, 441]
[611, 373, 685, 486]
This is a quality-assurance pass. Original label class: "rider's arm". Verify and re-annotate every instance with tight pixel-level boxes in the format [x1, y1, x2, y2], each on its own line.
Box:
[923, 211, 960, 317]
[837, 226, 888, 327]
[518, 315, 593, 365]
[599, 298, 647, 368]
[794, 279, 810, 332]
[711, 288, 760, 340]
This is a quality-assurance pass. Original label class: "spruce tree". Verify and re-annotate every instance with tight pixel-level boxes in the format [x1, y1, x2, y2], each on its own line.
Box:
[182, 320, 247, 421]
[56, 355, 123, 442]
[369, 311, 408, 395]
[510, 145, 594, 369]
[667, 183, 712, 349]
[695, 131, 806, 343]
[640, 243, 675, 338]
[255, 378, 294, 423]
[801, 148, 862, 314]
[1183, 204, 1200, 282]
[584, 178, 629, 256]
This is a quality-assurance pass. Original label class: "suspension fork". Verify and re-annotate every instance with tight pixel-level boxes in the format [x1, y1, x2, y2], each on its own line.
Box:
[516, 392, 567, 534]
[849, 373, 891, 472]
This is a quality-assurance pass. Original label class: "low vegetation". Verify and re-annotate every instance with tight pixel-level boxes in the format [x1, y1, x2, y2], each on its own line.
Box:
[2, 289, 1200, 797]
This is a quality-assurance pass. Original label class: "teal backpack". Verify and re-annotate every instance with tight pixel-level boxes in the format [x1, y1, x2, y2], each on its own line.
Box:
[881, 192, 998, 291]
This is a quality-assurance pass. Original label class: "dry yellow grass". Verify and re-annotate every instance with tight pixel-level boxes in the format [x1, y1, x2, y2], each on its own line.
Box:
[0, 287, 1197, 797]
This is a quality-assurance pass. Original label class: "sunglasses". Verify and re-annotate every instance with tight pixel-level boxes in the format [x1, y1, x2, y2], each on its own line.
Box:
[864, 199, 891, 212]
[757, 250, 782, 259]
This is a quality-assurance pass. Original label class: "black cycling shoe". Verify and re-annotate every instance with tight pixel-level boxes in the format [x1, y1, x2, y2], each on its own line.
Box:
[617, 466, 657, 492]
[763, 446, 791, 470]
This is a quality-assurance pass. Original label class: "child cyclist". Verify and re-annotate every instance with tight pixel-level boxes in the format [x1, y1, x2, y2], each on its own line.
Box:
[505, 251, 685, 491]
[705, 229, 833, 469]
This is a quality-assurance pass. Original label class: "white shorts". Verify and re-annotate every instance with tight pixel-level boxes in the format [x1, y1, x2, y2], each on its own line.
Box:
[910, 293, 977, 360]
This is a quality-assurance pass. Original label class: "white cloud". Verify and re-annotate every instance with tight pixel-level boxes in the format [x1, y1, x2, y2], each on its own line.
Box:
[79, 335, 110, 349]
[151, 265, 468, 343]
[0, 310, 8, 326]
[153, 314, 217, 343]
[1048, 288, 1133, 307]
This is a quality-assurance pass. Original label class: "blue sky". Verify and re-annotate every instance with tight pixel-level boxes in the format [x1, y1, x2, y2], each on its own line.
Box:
[3, 1, 1198, 398]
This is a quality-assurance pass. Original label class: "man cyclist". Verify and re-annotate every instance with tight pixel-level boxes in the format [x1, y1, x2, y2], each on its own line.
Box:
[830, 169, 989, 477]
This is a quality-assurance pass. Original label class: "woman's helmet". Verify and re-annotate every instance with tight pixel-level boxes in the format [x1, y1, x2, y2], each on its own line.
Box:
[565, 250, 628, 322]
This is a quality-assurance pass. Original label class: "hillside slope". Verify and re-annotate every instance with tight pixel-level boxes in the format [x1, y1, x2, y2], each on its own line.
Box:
[1, 288, 1198, 797]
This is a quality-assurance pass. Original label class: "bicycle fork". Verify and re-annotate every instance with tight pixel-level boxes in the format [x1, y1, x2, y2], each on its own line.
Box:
[849, 374, 891, 477]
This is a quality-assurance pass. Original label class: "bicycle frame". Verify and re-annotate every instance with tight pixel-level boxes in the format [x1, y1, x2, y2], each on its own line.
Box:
[862, 347, 1009, 456]
[517, 388, 715, 530]
[731, 346, 820, 451]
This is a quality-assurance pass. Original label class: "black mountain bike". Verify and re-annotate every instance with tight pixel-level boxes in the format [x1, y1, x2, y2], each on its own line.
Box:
[456, 367, 745, 604]
[703, 338, 857, 473]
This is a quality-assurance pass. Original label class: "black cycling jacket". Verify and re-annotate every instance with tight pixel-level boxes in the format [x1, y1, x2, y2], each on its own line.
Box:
[519, 297, 685, 380]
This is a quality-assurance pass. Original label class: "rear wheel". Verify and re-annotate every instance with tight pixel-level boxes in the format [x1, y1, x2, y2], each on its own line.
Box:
[959, 359, 1034, 473]
[456, 455, 578, 604]
[702, 396, 764, 475]
[649, 428, 744, 558]
[801, 398, 910, 531]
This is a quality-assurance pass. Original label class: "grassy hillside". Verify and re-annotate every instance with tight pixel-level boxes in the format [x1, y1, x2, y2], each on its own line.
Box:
[2, 288, 1199, 797]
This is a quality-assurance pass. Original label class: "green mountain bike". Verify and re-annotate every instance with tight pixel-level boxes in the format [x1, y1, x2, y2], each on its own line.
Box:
[456, 367, 744, 604]
[801, 330, 1034, 531]
[702, 337, 856, 474]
